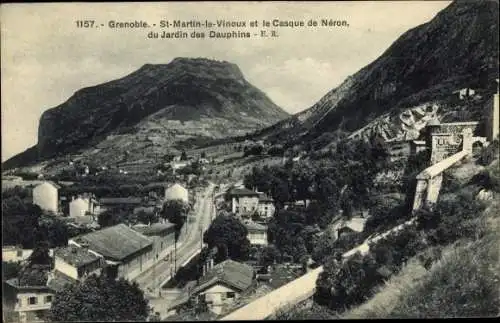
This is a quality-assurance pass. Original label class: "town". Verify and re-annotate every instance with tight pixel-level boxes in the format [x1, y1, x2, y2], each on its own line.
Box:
[3, 83, 499, 322]
[2, 1, 499, 321]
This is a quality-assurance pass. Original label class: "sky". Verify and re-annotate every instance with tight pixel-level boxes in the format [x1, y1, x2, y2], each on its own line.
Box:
[1, 1, 452, 161]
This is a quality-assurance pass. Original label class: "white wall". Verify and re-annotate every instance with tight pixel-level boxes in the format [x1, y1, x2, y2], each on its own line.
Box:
[232, 196, 259, 214]
[200, 284, 239, 315]
[69, 198, 90, 217]
[15, 292, 53, 313]
[258, 202, 275, 218]
[248, 231, 268, 246]
[33, 183, 58, 213]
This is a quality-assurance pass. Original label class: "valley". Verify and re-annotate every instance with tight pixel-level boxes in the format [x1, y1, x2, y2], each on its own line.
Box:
[2, 0, 499, 321]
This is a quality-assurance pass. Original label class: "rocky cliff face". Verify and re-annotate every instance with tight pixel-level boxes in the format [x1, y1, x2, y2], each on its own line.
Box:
[5, 58, 288, 169]
[260, 0, 499, 146]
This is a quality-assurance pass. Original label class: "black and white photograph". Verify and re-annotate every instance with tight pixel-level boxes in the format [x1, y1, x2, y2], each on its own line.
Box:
[1, 1, 499, 321]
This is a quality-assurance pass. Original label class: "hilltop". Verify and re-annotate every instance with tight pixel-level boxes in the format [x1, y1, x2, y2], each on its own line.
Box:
[3, 58, 289, 172]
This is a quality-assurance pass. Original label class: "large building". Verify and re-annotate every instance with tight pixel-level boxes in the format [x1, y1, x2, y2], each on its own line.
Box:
[32, 182, 60, 213]
[165, 183, 189, 204]
[69, 224, 154, 280]
[226, 188, 260, 215]
[132, 222, 176, 263]
[257, 194, 275, 219]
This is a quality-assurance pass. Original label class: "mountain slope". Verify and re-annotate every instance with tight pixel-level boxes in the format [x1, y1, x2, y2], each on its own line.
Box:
[258, 0, 499, 146]
[4, 58, 288, 170]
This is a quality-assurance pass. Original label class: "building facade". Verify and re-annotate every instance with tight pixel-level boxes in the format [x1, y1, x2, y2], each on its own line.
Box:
[69, 224, 154, 280]
[243, 221, 268, 246]
[4, 282, 53, 323]
[53, 245, 104, 281]
[257, 194, 275, 219]
[227, 188, 260, 215]
[132, 222, 176, 263]
[165, 183, 189, 204]
[171, 260, 254, 316]
[69, 196, 95, 217]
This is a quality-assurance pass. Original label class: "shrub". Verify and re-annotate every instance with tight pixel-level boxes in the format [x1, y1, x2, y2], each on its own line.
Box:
[476, 139, 499, 166]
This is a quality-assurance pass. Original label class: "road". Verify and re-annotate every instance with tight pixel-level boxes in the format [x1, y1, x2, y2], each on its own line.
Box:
[133, 182, 217, 293]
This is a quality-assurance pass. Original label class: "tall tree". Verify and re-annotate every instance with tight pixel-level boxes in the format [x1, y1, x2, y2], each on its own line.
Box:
[161, 199, 189, 239]
[203, 215, 250, 262]
[49, 275, 150, 322]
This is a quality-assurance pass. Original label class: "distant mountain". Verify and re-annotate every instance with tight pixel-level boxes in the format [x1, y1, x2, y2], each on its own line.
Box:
[257, 0, 499, 146]
[3, 58, 289, 170]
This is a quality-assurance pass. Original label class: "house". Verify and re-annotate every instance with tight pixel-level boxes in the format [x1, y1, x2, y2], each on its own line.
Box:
[243, 220, 268, 246]
[69, 194, 96, 217]
[2, 246, 54, 263]
[226, 188, 260, 215]
[3, 265, 53, 323]
[454, 88, 476, 100]
[257, 194, 275, 219]
[171, 260, 254, 316]
[332, 216, 367, 240]
[171, 161, 189, 171]
[52, 245, 104, 281]
[97, 197, 142, 214]
[165, 183, 189, 204]
[32, 182, 60, 213]
[69, 224, 154, 280]
[131, 222, 176, 262]
[410, 140, 427, 156]
[199, 158, 210, 165]
[283, 199, 311, 210]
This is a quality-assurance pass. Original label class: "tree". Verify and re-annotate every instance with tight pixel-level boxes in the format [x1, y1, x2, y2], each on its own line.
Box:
[258, 245, 281, 269]
[98, 209, 123, 228]
[137, 210, 158, 225]
[161, 199, 190, 239]
[2, 261, 22, 281]
[49, 274, 150, 322]
[203, 215, 250, 261]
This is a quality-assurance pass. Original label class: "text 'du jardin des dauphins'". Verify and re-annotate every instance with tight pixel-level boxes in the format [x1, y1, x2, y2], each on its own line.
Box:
[74, 18, 350, 39]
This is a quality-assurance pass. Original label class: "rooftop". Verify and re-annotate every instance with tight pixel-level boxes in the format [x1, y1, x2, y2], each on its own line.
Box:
[243, 221, 267, 231]
[47, 271, 78, 292]
[54, 245, 101, 268]
[227, 188, 259, 197]
[71, 224, 153, 261]
[193, 259, 254, 294]
[258, 193, 274, 203]
[132, 222, 176, 236]
[99, 197, 142, 205]
[35, 181, 61, 189]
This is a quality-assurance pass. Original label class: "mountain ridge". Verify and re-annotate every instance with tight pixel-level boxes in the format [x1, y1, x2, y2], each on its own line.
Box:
[3, 57, 289, 170]
[254, 0, 499, 146]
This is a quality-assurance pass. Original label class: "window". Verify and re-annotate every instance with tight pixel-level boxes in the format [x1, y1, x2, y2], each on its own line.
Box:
[227, 292, 235, 298]
[28, 297, 37, 305]
[45, 296, 53, 303]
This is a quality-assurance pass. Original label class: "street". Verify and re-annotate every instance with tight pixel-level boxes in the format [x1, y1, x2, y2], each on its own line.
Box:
[133, 182, 217, 293]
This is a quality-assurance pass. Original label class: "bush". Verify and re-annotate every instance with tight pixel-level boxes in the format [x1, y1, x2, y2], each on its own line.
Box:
[476, 139, 499, 166]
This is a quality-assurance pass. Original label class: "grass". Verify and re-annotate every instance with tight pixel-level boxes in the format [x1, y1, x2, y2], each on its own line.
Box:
[343, 198, 500, 319]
